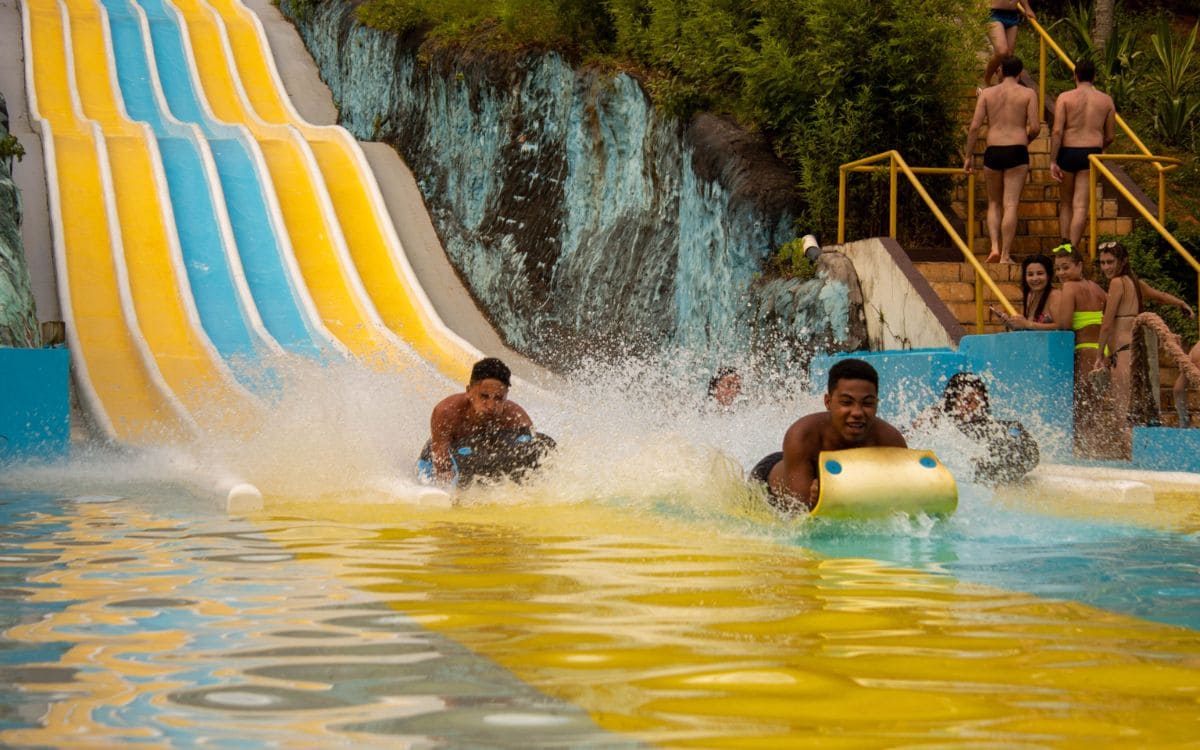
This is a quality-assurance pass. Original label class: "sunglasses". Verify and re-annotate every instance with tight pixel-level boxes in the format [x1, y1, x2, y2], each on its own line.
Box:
[1098, 241, 1120, 251]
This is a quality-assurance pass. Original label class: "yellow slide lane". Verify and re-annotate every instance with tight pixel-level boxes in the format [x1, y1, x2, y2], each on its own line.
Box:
[168, 0, 418, 370]
[25, 0, 191, 444]
[205, 0, 476, 384]
[60, 0, 260, 436]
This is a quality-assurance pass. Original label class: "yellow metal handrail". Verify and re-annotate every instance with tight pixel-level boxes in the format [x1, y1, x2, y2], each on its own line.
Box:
[837, 150, 1016, 333]
[1018, 1, 1175, 226]
[1088, 152, 1200, 317]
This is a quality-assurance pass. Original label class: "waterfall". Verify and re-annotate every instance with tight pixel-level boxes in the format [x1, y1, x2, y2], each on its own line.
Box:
[281, 1, 865, 366]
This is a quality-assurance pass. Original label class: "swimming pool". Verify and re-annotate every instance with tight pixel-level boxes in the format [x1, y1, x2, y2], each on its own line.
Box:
[1, 472, 1197, 747]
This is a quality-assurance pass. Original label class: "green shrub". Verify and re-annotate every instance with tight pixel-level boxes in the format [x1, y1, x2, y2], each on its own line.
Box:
[349, 0, 978, 237]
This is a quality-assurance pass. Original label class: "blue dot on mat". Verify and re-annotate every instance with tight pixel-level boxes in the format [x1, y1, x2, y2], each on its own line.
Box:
[825, 460, 842, 475]
[919, 456, 937, 469]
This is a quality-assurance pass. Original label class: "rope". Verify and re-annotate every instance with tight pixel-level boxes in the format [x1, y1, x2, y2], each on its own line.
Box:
[1129, 312, 1200, 426]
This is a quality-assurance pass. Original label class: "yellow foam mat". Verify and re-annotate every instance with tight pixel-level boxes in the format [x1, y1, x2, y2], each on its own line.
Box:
[814, 447, 958, 518]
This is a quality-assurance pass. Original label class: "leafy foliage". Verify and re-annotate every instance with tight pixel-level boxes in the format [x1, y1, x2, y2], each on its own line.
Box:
[350, 0, 978, 238]
[1146, 17, 1199, 146]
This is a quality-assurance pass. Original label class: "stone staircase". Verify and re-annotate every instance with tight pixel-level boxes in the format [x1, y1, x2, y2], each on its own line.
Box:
[913, 260, 1022, 335]
[906, 81, 1143, 335]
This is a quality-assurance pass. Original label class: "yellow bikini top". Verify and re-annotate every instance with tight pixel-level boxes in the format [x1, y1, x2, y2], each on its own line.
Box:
[1072, 310, 1103, 330]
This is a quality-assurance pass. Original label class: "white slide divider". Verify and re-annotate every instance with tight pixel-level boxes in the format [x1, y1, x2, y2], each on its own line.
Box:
[137, 0, 350, 359]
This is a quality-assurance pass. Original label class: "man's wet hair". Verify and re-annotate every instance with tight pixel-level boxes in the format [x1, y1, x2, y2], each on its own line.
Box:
[707, 367, 740, 397]
[828, 358, 878, 393]
[470, 357, 511, 387]
[1075, 59, 1096, 83]
[943, 372, 990, 418]
[1001, 56, 1023, 79]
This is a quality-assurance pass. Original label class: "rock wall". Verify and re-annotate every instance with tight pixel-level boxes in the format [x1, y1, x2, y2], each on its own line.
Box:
[0, 93, 40, 348]
[281, 1, 865, 364]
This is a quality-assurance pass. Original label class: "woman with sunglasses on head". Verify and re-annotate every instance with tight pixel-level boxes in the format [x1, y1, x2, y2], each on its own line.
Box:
[997, 252, 1061, 330]
[1094, 241, 1194, 437]
[1047, 243, 1108, 454]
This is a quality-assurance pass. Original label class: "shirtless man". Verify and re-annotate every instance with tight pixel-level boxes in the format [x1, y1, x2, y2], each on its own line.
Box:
[1049, 60, 1116, 249]
[964, 56, 1040, 264]
[423, 357, 534, 484]
[985, 0, 1035, 86]
[750, 358, 907, 514]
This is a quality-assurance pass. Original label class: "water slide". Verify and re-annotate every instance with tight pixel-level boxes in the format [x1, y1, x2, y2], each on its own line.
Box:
[23, 0, 491, 475]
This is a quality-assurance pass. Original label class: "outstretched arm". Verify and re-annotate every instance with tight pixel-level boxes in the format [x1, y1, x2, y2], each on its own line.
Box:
[1140, 280, 1195, 318]
[1049, 95, 1067, 182]
[429, 402, 458, 483]
[775, 424, 820, 513]
[964, 96, 987, 172]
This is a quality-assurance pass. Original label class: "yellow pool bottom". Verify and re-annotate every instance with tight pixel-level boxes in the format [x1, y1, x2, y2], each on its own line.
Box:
[263, 499, 1200, 747]
[4, 497, 1198, 747]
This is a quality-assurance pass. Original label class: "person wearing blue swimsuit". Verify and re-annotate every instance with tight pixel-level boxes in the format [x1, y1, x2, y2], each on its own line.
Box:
[985, 0, 1035, 85]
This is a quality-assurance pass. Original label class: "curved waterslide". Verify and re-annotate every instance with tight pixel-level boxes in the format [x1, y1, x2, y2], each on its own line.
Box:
[159, 0, 477, 380]
[24, 0, 260, 444]
[99, 0, 330, 365]
[114, 0, 343, 363]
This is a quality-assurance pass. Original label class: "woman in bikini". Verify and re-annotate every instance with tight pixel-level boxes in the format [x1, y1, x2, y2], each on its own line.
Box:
[1051, 246, 1107, 454]
[985, 0, 1036, 85]
[1094, 241, 1194, 434]
[998, 252, 1060, 330]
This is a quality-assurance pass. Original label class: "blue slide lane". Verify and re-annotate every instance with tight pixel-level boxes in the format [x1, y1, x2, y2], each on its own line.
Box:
[102, 0, 264, 370]
[106, 0, 330, 362]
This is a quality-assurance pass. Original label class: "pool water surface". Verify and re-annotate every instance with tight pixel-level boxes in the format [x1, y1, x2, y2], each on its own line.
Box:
[0, 485, 1198, 747]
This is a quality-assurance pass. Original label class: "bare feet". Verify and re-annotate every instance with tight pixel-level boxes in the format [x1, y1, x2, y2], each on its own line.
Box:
[999, 254, 1014, 264]
[985, 250, 1001, 263]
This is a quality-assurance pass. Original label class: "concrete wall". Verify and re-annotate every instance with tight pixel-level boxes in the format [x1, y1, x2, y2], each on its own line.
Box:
[837, 237, 964, 351]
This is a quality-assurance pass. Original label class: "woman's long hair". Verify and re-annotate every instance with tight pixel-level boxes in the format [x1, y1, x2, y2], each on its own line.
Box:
[1098, 241, 1143, 313]
[1021, 254, 1055, 320]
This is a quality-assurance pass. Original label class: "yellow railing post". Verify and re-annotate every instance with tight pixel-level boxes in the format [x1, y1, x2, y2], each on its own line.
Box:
[1038, 36, 1047, 117]
[889, 156, 898, 239]
[1089, 166, 1098, 259]
[838, 166, 847, 245]
[840, 151, 1017, 321]
[967, 171, 975, 257]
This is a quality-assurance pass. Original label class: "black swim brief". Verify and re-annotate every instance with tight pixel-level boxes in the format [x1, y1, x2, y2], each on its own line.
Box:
[1055, 146, 1102, 174]
[983, 144, 1030, 171]
[749, 451, 783, 486]
[989, 8, 1022, 28]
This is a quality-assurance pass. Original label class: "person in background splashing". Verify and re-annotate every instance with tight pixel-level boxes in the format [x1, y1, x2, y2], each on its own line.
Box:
[707, 367, 743, 410]
[909, 372, 1039, 485]
[749, 358, 906, 514]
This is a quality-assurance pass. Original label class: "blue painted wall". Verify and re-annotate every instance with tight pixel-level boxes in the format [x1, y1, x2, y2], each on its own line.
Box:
[811, 332, 1076, 462]
[959, 331, 1075, 462]
[0, 348, 69, 462]
[1132, 427, 1200, 473]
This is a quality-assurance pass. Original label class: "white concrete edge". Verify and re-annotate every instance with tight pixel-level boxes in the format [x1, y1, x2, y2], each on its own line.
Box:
[159, 0, 351, 359]
[199, 0, 422, 365]
[125, 0, 285, 359]
[220, 0, 486, 375]
[1037, 462, 1200, 491]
